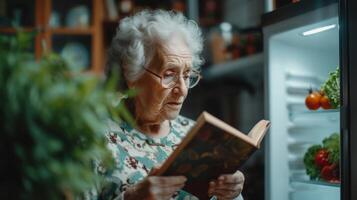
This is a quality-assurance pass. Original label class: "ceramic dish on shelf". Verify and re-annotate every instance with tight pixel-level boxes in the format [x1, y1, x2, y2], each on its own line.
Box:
[61, 42, 89, 70]
[66, 5, 90, 28]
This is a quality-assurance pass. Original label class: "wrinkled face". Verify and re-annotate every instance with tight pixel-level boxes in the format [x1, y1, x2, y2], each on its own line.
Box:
[129, 35, 193, 123]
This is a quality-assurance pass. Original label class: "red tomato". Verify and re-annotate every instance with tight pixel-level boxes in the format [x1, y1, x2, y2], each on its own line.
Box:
[320, 95, 332, 109]
[315, 149, 330, 168]
[321, 165, 333, 181]
[305, 90, 321, 110]
[320, 163, 338, 181]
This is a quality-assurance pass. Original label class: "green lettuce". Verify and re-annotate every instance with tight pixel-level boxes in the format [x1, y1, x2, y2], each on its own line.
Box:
[303, 133, 340, 180]
[321, 67, 340, 108]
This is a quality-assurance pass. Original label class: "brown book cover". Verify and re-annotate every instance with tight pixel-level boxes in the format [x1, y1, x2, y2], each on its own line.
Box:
[152, 111, 271, 199]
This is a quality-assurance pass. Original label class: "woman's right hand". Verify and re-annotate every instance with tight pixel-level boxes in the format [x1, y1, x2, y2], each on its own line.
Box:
[124, 176, 187, 200]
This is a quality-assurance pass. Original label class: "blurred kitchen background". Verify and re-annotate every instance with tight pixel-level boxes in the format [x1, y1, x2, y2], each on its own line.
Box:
[0, 0, 266, 71]
[0, 0, 319, 200]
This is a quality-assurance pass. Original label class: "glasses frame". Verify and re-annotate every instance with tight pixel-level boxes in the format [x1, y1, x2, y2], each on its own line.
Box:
[143, 67, 202, 89]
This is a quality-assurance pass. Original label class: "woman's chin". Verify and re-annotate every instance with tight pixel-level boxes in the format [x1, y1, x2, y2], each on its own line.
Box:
[164, 109, 181, 120]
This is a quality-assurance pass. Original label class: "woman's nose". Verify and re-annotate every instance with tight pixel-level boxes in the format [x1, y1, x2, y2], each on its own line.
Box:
[173, 75, 187, 94]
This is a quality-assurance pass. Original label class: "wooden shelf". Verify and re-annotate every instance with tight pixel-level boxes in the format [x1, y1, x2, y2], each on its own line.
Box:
[0, 27, 98, 36]
[0, 0, 105, 73]
[49, 27, 94, 35]
[199, 18, 220, 27]
[0, 27, 36, 33]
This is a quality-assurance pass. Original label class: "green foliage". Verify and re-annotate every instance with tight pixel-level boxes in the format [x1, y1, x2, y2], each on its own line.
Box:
[303, 144, 322, 180]
[321, 67, 340, 108]
[303, 133, 340, 180]
[0, 31, 133, 199]
[323, 133, 340, 164]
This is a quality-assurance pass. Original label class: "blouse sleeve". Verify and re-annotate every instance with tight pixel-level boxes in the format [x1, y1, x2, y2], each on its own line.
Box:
[85, 120, 129, 200]
[80, 160, 126, 200]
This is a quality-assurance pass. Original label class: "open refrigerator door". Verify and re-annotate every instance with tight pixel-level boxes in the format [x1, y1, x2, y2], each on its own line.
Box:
[263, 1, 342, 200]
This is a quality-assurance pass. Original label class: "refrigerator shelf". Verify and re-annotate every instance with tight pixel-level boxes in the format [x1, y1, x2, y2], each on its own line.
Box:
[289, 109, 339, 122]
[290, 177, 340, 188]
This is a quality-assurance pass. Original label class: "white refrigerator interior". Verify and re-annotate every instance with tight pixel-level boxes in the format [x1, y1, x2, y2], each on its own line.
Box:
[264, 3, 340, 200]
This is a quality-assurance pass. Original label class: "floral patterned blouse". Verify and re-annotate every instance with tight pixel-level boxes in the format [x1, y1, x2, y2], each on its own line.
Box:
[98, 115, 197, 200]
[91, 115, 243, 200]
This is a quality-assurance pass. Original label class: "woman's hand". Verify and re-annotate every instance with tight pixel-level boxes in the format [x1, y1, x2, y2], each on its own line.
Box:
[124, 175, 187, 200]
[208, 170, 245, 200]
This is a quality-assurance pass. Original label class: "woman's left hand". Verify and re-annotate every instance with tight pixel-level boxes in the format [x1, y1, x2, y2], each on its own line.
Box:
[208, 170, 245, 200]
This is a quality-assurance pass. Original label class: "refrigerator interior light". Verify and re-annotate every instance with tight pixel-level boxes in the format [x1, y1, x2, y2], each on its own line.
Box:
[302, 24, 337, 36]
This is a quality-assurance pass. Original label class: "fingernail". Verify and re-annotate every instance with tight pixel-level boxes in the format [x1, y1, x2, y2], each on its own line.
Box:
[218, 176, 224, 181]
[210, 181, 215, 185]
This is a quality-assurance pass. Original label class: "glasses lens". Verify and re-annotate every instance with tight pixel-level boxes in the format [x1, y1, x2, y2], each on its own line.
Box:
[161, 72, 201, 88]
[162, 74, 177, 88]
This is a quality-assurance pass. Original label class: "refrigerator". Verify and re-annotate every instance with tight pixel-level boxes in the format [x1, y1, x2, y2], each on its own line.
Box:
[262, 0, 356, 200]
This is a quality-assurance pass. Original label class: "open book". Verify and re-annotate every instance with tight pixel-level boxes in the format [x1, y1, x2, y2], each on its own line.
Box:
[153, 111, 270, 199]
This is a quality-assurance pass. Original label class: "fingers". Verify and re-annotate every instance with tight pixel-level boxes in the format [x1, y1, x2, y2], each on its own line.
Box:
[208, 171, 245, 199]
[217, 171, 245, 184]
[148, 180, 184, 200]
[128, 176, 186, 200]
[213, 185, 243, 196]
[150, 185, 183, 196]
[210, 189, 239, 200]
[208, 182, 242, 199]
[208, 181, 242, 193]
[210, 182, 242, 191]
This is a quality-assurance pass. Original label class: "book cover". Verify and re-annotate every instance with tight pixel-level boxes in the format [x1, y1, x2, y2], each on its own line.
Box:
[154, 111, 271, 199]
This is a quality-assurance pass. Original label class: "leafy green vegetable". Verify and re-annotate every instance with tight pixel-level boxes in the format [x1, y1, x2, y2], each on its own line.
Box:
[323, 133, 340, 164]
[303, 145, 322, 180]
[303, 133, 340, 180]
[321, 67, 340, 108]
[0, 30, 132, 199]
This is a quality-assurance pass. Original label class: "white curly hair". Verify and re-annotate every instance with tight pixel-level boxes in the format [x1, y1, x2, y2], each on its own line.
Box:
[106, 9, 204, 83]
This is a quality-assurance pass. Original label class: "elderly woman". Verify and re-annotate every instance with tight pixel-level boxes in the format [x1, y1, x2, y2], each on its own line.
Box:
[101, 10, 245, 200]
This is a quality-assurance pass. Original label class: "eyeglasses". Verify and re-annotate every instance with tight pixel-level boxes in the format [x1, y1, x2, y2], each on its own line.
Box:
[143, 67, 202, 89]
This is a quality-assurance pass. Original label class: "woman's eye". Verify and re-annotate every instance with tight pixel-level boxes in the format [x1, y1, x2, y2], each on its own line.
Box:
[163, 71, 175, 78]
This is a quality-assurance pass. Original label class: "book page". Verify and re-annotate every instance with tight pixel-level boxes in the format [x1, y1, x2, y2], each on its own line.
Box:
[247, 120, 271, 147]
[203, 112, 256, 146]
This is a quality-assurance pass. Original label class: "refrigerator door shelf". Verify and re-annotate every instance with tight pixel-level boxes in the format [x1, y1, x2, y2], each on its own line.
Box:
[289, 109, 340, 123]
[289, 187, 340, 200]
[290, 177, 340, 188]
